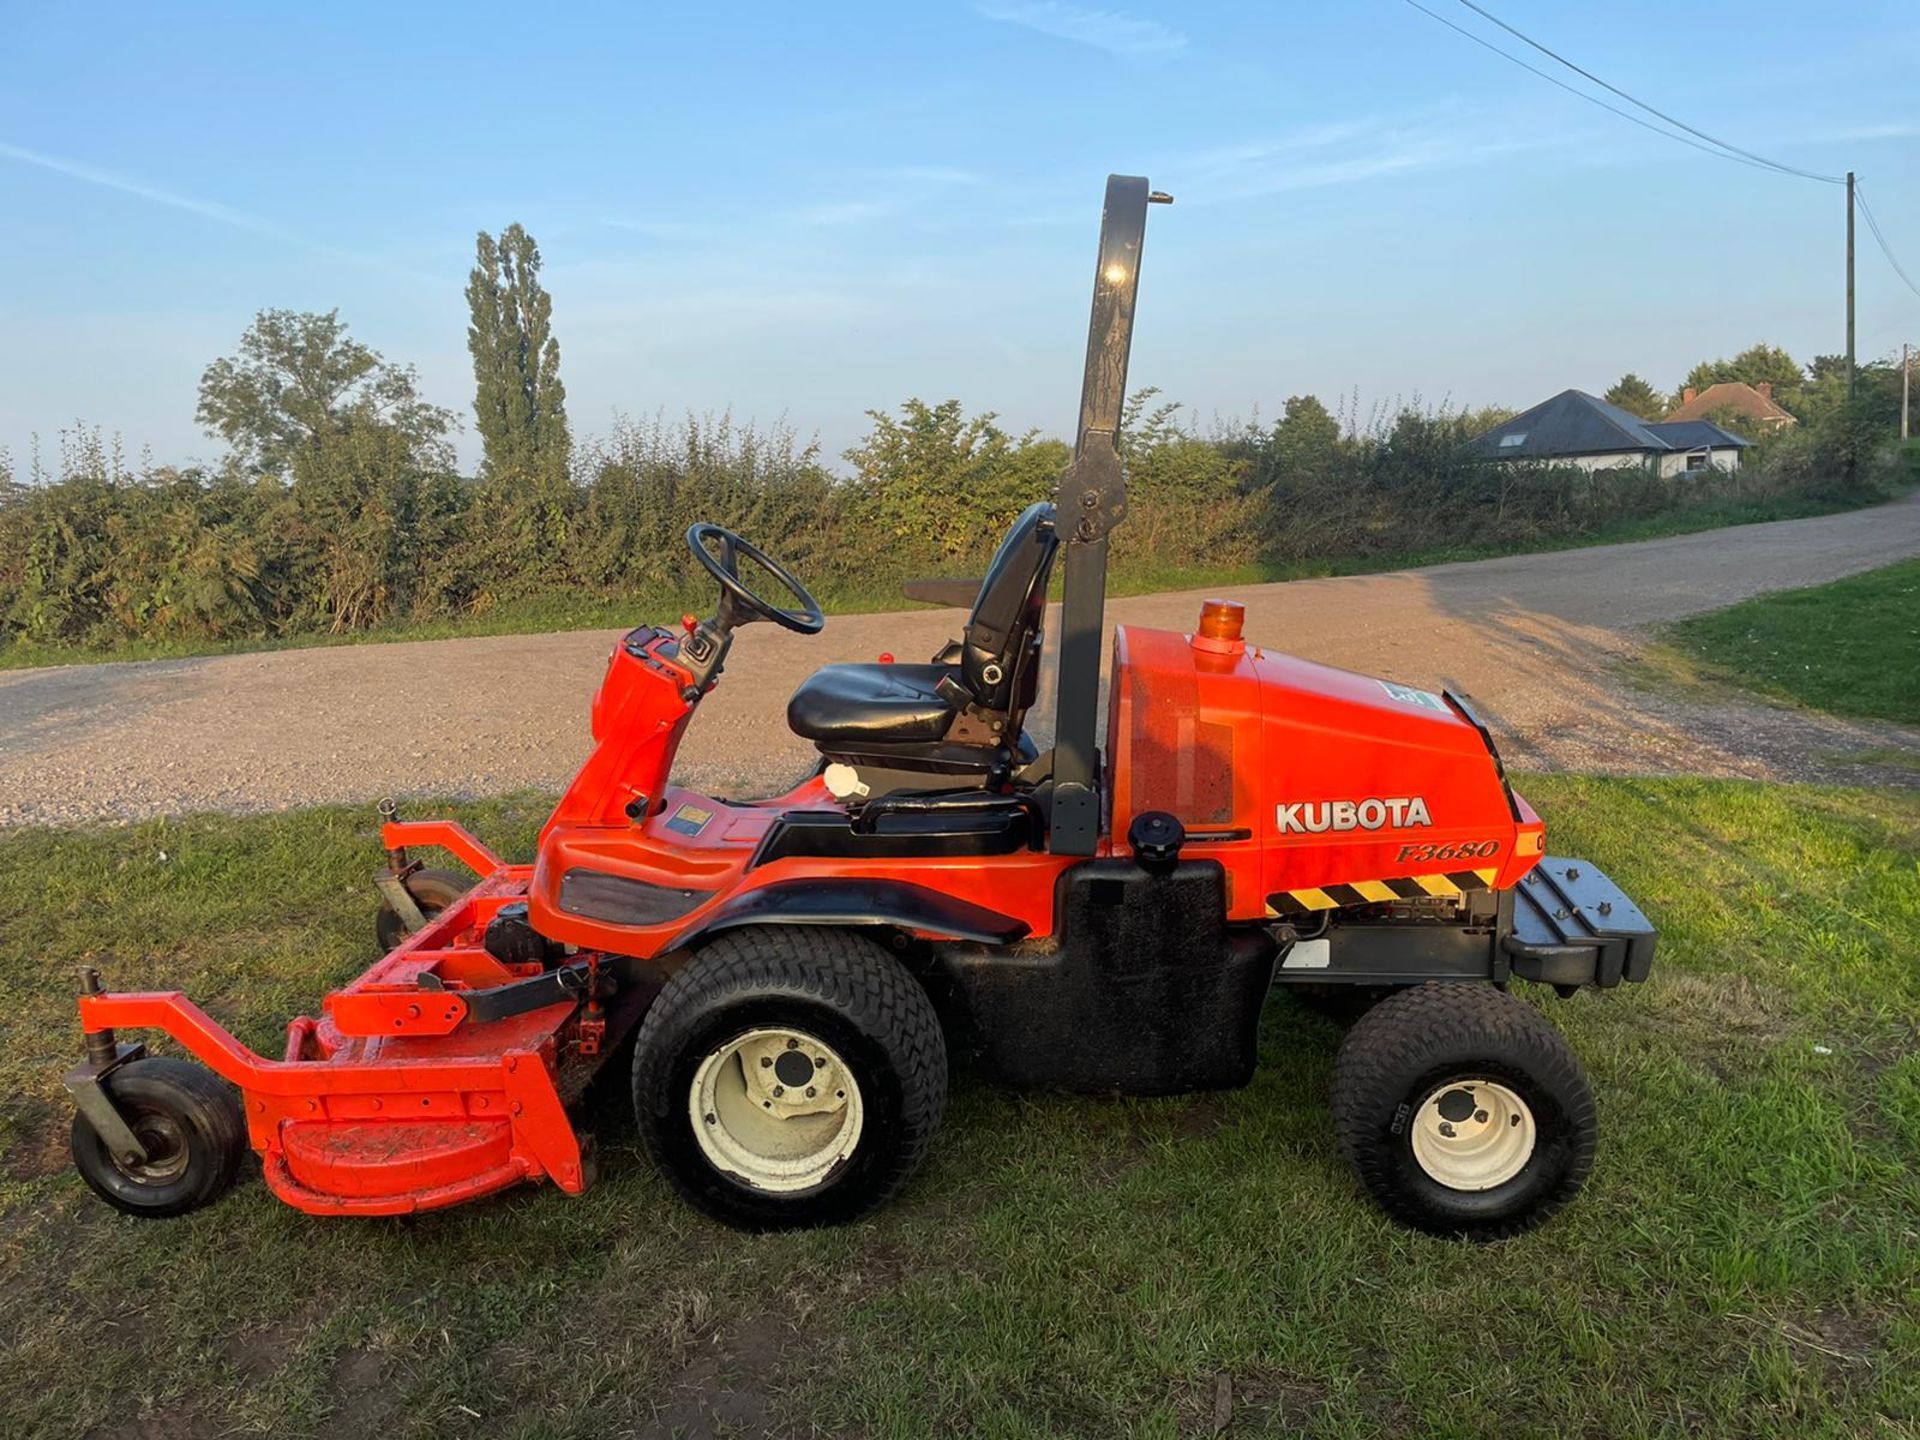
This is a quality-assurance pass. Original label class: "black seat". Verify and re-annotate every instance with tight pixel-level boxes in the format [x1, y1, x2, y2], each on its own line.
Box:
[785, 663, 954, 743]
[787, 502, 1059, 759]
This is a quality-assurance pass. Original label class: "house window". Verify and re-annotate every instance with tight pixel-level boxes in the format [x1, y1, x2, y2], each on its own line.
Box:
[1498, 433, 1527, 449]
[1684, 449, 1711, 472]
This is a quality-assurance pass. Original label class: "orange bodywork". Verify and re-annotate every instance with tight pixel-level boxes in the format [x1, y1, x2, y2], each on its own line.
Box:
[75, 605, 1546, 1215]
[1107, 622, 1542, 920]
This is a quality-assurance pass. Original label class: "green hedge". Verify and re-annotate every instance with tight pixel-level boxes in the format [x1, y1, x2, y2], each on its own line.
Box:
[0, 395, 1903, 654]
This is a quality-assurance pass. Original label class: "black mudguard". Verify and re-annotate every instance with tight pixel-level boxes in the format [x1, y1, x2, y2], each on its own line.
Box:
[937, 860, 1278, 1095]
[668, 876, 1030, 950]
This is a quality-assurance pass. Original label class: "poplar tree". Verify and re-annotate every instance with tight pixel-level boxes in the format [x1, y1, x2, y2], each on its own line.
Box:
[466, 224, 569, 483]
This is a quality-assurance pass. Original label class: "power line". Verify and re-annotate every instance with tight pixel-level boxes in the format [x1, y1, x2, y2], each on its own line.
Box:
[1400, 0, 1794, 177]
[1854, 183, 1920, 305]
[1449, 0, 1846, 184]
[1403, 0, 1920, 325]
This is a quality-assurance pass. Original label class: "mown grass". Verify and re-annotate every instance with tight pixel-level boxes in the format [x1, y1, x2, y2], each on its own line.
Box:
[0, 487, 1878, 673]
[1662, 558, 1920, 727]
[1, 777, 1917, 1437]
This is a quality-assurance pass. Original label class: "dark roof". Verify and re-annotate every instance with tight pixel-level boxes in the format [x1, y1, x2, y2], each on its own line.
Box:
[1667, 381, 1794, 425]
[1466, 390, 1747, 460]
[1644, 419, 1750, 449]
[1466, 389, 1665, 460]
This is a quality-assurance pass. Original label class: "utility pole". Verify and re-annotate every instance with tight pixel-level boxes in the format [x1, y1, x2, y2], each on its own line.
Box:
[1846, 171, 1856, 399]
[1904, 341, 1911, 441]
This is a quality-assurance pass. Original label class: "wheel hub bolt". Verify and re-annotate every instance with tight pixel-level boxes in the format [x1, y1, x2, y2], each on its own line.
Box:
[1438, 1121, 1456, 1138]
[760, 1056, 773, 1068]
[772, 1085, 785, 1098]
[805, 1087, 817, 1098]
[786, 1038, 799, 1050]
[1475, 1110, 1489, 1123]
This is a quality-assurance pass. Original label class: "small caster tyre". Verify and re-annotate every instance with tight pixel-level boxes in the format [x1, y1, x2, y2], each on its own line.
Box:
[71, 1057, 247, 1218]
[1331, 983, 1597, 1240]
[632, 926, 946, 1230]
[374, 867, 469, 952]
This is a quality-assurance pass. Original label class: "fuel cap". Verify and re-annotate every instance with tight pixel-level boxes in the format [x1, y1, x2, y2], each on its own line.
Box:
[1127, 810, 1186, 872]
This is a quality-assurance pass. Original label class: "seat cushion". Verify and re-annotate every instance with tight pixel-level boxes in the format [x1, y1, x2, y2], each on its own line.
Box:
[787, 663, 958, 744]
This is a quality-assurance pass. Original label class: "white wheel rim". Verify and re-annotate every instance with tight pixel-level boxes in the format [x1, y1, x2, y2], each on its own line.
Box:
[1409, 1078, 1535, 1191]
[689, 1027, 864, 1193]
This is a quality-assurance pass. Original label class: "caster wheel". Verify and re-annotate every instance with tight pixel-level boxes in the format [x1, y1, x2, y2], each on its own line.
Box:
[375, 867, 469, 952]
[71, 1057, 247, 1218]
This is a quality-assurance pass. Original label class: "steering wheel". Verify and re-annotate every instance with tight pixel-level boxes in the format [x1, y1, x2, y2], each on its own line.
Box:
[685, 523, 826, 636]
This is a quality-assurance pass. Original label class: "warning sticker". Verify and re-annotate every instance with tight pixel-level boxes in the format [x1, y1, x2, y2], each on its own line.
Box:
[665, 803, 715, 837]
[1379, 681, 1448, 713]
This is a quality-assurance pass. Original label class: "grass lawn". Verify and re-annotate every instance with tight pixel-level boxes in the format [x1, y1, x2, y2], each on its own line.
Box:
[0, 487, 1883, 673]
[2, 777, 1918, 1437]
[1662, 559, 1920, 728]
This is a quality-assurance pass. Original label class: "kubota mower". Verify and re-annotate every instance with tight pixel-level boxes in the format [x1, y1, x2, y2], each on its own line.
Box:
[65, 177, 1654, 1239]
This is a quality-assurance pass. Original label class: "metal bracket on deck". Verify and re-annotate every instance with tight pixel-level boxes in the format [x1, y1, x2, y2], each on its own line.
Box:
[63, 1041, 150, 1168]
[374, 869, 430, 935]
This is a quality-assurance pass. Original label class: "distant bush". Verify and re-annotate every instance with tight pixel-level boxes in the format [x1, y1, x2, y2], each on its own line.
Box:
[0, 387, 1905, 657]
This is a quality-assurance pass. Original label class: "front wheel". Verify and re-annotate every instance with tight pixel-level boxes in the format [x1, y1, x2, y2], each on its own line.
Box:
[71, 1057, 247, 1218]
[1330, 983, 1597, 1240]
[632, 927, 947, 1229]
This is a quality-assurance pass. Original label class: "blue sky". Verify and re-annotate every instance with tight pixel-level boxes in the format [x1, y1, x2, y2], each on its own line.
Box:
[2, 1, 1916, 474]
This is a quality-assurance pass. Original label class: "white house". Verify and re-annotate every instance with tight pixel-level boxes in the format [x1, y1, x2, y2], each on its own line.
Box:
[1467, 389, 1749, 475]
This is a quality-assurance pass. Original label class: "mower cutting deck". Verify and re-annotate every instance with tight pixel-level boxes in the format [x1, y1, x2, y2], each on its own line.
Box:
[66, 176, 1656, 1239]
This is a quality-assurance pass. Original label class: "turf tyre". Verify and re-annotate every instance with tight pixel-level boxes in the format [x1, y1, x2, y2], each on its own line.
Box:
[71, 1057, 246, 1218]
[632, 926, 946, 1230]
[1331, 982, 1596, 1240]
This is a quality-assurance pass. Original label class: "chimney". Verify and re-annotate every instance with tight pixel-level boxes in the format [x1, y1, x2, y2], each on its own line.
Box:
[1683, 387, 1697, 404]
[1755, 381, 1771, 400]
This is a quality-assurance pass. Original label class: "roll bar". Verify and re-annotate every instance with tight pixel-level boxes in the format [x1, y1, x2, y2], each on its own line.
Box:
[1048, 174, 1171, 855]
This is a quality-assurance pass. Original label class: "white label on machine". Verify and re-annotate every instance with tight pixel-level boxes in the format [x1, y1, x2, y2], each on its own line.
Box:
[1379, 680, 1448, 712]
[1281, 938, 1331, 969]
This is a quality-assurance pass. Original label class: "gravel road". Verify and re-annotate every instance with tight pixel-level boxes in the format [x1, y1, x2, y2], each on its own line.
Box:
[4, 491, 1918, 828]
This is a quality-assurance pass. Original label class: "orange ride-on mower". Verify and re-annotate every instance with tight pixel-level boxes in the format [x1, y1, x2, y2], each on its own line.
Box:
[65, 177, 1655, 1239]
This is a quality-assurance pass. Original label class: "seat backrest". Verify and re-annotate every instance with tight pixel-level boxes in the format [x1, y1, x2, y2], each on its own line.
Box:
[961, 502, 1059, 714]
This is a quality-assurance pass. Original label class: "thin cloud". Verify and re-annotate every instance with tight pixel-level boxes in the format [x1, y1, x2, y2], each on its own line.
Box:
[787, 198, 895, 228]
[975, 1, 1187, 57]
[1170, 113, 1570, 204]
[0, 137, 431, 279]
[0, 138, 292, 240]
[599, 217, 720, 242]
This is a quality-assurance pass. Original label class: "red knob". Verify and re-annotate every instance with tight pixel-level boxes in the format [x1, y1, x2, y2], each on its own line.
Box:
[878, 652, 895, 664]
[681, 614, 698, 633]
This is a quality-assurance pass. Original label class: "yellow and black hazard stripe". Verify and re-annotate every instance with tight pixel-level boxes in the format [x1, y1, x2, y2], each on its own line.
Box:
[1265, 869, 1498, 917]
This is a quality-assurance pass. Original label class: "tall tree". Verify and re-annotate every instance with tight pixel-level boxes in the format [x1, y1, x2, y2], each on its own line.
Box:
[467, 224, 569, 482]
[1604, 373, 1667, 420]
[196, 309, 453, 475]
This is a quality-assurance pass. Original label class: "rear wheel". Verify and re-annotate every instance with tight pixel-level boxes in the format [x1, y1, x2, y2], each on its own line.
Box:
[632, 926, 946, 1229]
[1330, 983, 1596, 1240]
[374, 867, 468, 952]
[71, 1058, 246, 1218]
